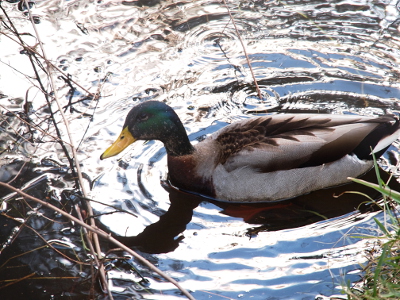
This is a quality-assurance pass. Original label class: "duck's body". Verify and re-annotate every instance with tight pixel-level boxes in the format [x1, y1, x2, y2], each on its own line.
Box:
[101, 101, 400, 203]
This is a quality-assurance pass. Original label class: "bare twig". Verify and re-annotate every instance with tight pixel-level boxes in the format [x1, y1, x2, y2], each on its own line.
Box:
[1, 4, 194, 299]
[2, 0, 108, 293]
[1, 4, 80, 189]
[0, 215, 87, 266]
[0, 105, 73, 146]
[0, 273, 36, 289]
[0, 32, 95, 98]
[76, 72, 109, 150]
[0, 182, 195, 300]
[222, 0, 262, 100]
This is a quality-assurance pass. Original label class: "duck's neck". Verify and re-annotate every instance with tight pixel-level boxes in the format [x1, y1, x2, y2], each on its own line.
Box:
[162, 126, 195, 157]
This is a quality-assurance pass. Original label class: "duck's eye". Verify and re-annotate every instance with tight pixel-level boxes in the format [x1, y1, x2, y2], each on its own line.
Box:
[138, 113, 149, 121]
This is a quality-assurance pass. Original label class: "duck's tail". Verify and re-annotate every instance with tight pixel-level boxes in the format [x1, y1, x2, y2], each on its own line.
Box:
[354, 114, 400, 159]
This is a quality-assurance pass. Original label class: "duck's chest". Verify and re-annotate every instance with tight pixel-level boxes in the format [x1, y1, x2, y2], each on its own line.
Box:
[167, 154, 215, 197]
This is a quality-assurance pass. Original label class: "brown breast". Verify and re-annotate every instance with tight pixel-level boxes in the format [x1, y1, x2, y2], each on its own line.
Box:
[167, 154, 215, 197]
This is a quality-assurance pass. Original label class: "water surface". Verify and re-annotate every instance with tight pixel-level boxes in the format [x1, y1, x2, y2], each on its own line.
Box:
[1, 0, 400, 299]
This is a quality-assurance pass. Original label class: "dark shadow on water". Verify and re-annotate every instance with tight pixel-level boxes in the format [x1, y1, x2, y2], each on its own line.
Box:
[106, 167, 400, 254]
[214, 167, 400, 234]
[4, 160, 395, 297]
[110, 192, 201, 254]
[0, 165, 99, 300]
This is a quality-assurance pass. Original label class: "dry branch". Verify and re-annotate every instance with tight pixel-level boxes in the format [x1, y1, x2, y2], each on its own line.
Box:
[9, 2, 108, 294]
[223, 0, 262, 100]
[0, 182, 195, 300]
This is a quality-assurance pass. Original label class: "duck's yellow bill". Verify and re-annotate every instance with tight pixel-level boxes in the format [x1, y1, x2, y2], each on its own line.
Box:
[100, 126, 136, 160]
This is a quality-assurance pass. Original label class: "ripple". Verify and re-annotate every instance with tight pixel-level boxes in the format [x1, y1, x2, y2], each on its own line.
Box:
[179, 17, 245, 64]
[2, 0, 400, 298]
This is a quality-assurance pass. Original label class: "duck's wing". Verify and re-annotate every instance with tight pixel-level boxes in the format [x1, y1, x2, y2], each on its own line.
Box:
[212, 114, 400, 173]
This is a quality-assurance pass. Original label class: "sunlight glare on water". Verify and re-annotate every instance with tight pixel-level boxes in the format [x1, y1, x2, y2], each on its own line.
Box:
[1, 0, 400, 298]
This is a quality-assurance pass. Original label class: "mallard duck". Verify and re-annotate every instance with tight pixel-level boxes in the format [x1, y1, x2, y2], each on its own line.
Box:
[100, 101, 400, 203]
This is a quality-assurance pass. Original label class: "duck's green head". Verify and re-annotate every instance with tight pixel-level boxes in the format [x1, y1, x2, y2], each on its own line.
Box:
[100, 101, 193, 160]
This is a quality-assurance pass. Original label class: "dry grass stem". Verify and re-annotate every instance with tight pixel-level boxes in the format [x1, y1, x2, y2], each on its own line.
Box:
[0, 182, 195, 300]
[222, 0, 263, 100]
[21, 1, 109, 293]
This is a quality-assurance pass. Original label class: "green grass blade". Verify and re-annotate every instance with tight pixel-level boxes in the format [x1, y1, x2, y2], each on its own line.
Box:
[373, 218, 392, 237]
[371, 150, 383, 189]
[373, 243, 390, 296]
[348, 177, 400, 204]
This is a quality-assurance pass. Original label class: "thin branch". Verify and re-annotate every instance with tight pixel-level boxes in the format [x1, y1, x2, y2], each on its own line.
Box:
[0, 182, 195, 300]
[0, 32, 95, 98]
[8, 1, 108, 293]
[0, 105, 72, 147]
[1, 5, 80, 189]
[0, 273, 36, 289]
[0, 215, 88, 266]
[222, 0, 262, 100]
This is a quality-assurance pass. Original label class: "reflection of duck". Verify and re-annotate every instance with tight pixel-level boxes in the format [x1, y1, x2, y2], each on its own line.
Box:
[103, 166, 400, 254]
[111, 193, 201, 254]
[216, 167, 400, 230]
[101, 101, 400, 203]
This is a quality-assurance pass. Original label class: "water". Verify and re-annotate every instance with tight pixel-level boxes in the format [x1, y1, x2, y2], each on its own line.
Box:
[1, 0, 400, 299]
